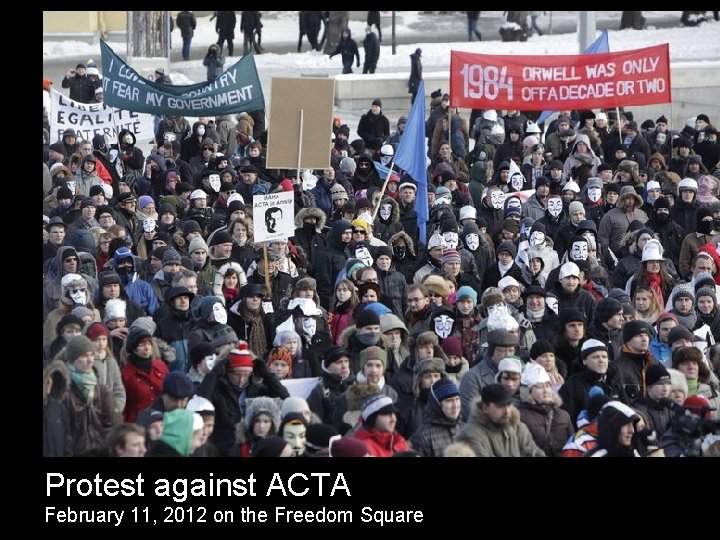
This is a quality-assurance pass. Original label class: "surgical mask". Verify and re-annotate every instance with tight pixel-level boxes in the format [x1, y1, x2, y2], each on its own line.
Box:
[434, 315, 454, 339]
[69, 288, 87, 305]
[356, 331, 380, 346]
[490, 191, 505, 210]
[212, 302, 227, 325]
[547, 199, 563, 218]
[464, 234, 479, 251]
[587, 187, 602, 203]
[571, 241, 588, 260]
[442, 232, 458, 249]
[209, 174, 221, 193]
[393, 245, 406, 259]
[197, 125, 206, 136]
[301, 316, 317, 337]
[529, 231, 545, 246]
[510, 173, 524, 192]
[203, 354, 217, 371]
[379, 204, 392, 221]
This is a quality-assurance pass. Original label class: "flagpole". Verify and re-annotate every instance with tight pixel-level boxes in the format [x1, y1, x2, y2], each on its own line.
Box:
[371, 162, 396, 221]
[615, 106, 623, 143]
[296, 109, 304, 178]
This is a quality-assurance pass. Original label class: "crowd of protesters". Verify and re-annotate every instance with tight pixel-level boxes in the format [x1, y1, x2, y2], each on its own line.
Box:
[43, 66, 720, 457]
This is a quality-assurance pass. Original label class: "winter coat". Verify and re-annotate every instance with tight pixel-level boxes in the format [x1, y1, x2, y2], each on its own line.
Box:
[176, 11, 196, 38]
[408, 51, 422, 94]
[215, 11, 236, 40]
[679, 232, 719, 278]
[292, 207, 328, 265]
[559, 365, 625, 428]
[517, 391, 574, 457]
[352, 424, 410, 457]
[522, 193, 547, 221]
[409, 396, 464, 457]
[459, 353, 499, 422]
[376, 266, 408, 320]
[614, 347, 654, 403]
[457, 404, 546, 457]
[333, 382, 397, 435]
[43, 361, 73, 457]
[64, 377, 117, 456]
[598, 207, 649, 256]
[307, 368, 356, 425]
[632, 395, 673, 436]
[357, 109, 390, 151]
[121, 357, 169, 423]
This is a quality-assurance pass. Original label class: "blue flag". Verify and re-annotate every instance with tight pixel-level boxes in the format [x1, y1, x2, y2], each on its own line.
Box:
[394, 80, 428, 244]
[536, 30, 610, 126]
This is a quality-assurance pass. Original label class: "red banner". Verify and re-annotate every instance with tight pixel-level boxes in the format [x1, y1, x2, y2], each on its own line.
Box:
[450, 44, 671, 111]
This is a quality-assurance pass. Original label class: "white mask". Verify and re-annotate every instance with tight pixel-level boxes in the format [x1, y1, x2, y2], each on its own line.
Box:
[546, 296, 559, 314]
[380, 204, 392, 221]
[163, 132, 176, 142]
[656, 132, 666, 145]
[203, 354, 217, 371]
[261, 301, 274, 314]
[490, 191, 505, 210]
[381, 155, 392, 166]
[196, 125, 206, 136]
[355, 247, 373, 267]
[571, 241, 588, 260]
[547, 198, 563, 218]
[212, 302, 227, 325]
[434, 314, 454, 338]
[143, 218, 156, 233]
[301, 316, 317, 337]
[465, 233, 480, 251]
[70, 288, 87, 306]
[67, 180, 77, 193]
[510, 173, 524, 192]
[529, 231, 546, 246]
[209, 174, 221, 193]
[587, 187, 602, 202]
[442, 232, 458, 249]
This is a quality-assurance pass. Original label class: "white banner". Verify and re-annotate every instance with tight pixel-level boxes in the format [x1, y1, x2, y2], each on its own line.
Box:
[280, 377, 322, 400]
[252, 191, 295, 243]
[49, 88, 155, 146]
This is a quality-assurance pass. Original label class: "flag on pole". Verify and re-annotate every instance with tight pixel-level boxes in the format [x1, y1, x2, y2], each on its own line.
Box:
[394, 80, 428, 244]
[536, 29, 610, 126]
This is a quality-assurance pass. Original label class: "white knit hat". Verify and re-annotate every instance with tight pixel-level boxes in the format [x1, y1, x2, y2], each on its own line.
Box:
[103, 298, 127, 322]
[641, 239, 664, 262]
[521, 362, 551, 388]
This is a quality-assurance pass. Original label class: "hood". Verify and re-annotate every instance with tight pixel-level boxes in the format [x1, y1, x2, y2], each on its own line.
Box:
[328, 219, 352, 251]
[339, 325, 391, 349]
[388, 231, 416, 256]
[648, 152, 666, 170]
[43, 360, 69, 407]
[294, 207, 327, 230]
[160, 409, 195, 457]
[377, 197, 400, 224]
[379, 313, 408, 340]
[147, 154, 168, 172]
[344, 383, 381, 411]
[242, 396, 282, 432]
[117, 129, 136, 147]
[570, 133, 592, 153]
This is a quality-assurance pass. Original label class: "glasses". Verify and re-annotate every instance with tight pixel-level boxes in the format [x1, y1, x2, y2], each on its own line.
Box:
[353, 230, 366, 235]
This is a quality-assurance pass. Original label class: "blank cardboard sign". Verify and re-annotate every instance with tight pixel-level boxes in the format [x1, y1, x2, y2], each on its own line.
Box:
[266, 77, 335, 170]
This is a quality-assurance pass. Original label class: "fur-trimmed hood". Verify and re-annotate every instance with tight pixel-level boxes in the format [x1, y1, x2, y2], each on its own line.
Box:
[339, 325, 391, 349]
[213, 261, 247, 297]
[43, 360, 69, 407]
[242, 396, 282, 432]
[388, 231, 416, 256]
[344, 383, 381, 411]
[377, 197, 400, 224]
[519, 386, 563, 407]
[294, 207, 327, 230]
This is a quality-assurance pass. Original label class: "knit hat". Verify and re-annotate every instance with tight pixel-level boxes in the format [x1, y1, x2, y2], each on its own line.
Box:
[455, 286, 477, 305]
[84, 321, 108, 341]
[210, 324, 238, 349]
[495, 356, 523, 382]
[329, 437, 369, 457]
[498, 276, 521, 292]
[530, 340, 555, 359]
[668, 368, 689, 397]
[521, 362, 551, 388]
[440, 248, 461, 265]
[597, 401, 640, 446]
[330, 183, 348, 201]
[559, 262, 580, 280]
[267, 347, 292, 368]
[431, 378, 459, 403]
[355, 308, 381, 328]
[162, 372, 194, 398]
[98, 270, 121, 288]
[359, 346, 387, 371]
[667, 326, 695, 348]
[64, 335, 95, 362]
[188, 236, 209, 254]
[581, 339, 608, 359]
[183, 220, 202, 236]
[372, 98, 382, 108]
[622, 320, 652, 344]
[487, 329, 519, 348]
[501, 218, 520, 234]
[72, 305, 94, 321]
[559, 308, 585, 327]
[641, 239, 664, 262]
[209, 231, 233, 247]
[671, 284, 695, 306]
[361, 394, 396, 422]
[227, 341, 254, 369]
[186, 395, 215, 415]
[693, 272, 716, 293]
[323, 345, 351, 369]
[305, 424, 338, 455]
[495, 240, 517, 258]
[441, 336, 463, 358]
[645, 363, 671, 387]
[595, 298, 623, 324]
[251, 437, 291, 457]
[162, 247, 182, 265]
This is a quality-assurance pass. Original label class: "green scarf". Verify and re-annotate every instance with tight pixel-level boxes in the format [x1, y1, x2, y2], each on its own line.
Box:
[69, 365, 97, 403]
[687, 378, 699, 396]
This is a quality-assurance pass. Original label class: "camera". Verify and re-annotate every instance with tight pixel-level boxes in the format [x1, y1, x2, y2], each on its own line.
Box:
[663, 398, 720, 456]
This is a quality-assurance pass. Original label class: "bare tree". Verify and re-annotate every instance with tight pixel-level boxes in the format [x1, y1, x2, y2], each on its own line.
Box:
[128, 11, 171, 58]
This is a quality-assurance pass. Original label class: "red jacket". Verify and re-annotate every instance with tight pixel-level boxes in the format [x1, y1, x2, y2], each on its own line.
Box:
[352, 425, 410, 457]
[121, 359, 169, 422]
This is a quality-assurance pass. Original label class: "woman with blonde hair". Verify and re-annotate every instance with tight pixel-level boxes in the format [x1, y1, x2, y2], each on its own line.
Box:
[633, 286, 662, 325]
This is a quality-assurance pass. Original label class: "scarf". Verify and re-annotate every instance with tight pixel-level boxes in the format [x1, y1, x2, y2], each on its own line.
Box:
[525, 307, 545, 323]
[241, 306, 267, 357]
[459, 313, 481, 364]
[128, 352, 152, 373]
[224, 286, 238, 304]
[697, 308, 717, 326]
[646, 272, 665, 307]
[673, 310, 697, 332]
[687, 378, 699, 396]
[69, 365, 97, 403]
[334, 298, 353, 315]
[498, 260, 513, 276]
[355, 372, 385, 389]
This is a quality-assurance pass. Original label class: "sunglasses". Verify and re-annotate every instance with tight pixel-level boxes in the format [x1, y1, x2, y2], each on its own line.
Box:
[353, 230, 366, 234]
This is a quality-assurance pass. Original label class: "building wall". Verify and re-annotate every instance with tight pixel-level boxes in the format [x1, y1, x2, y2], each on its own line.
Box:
[43, 11, 134, 33]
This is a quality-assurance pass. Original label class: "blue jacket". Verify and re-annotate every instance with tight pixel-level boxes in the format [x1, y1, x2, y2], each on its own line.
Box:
[650, 339, 671, 368]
